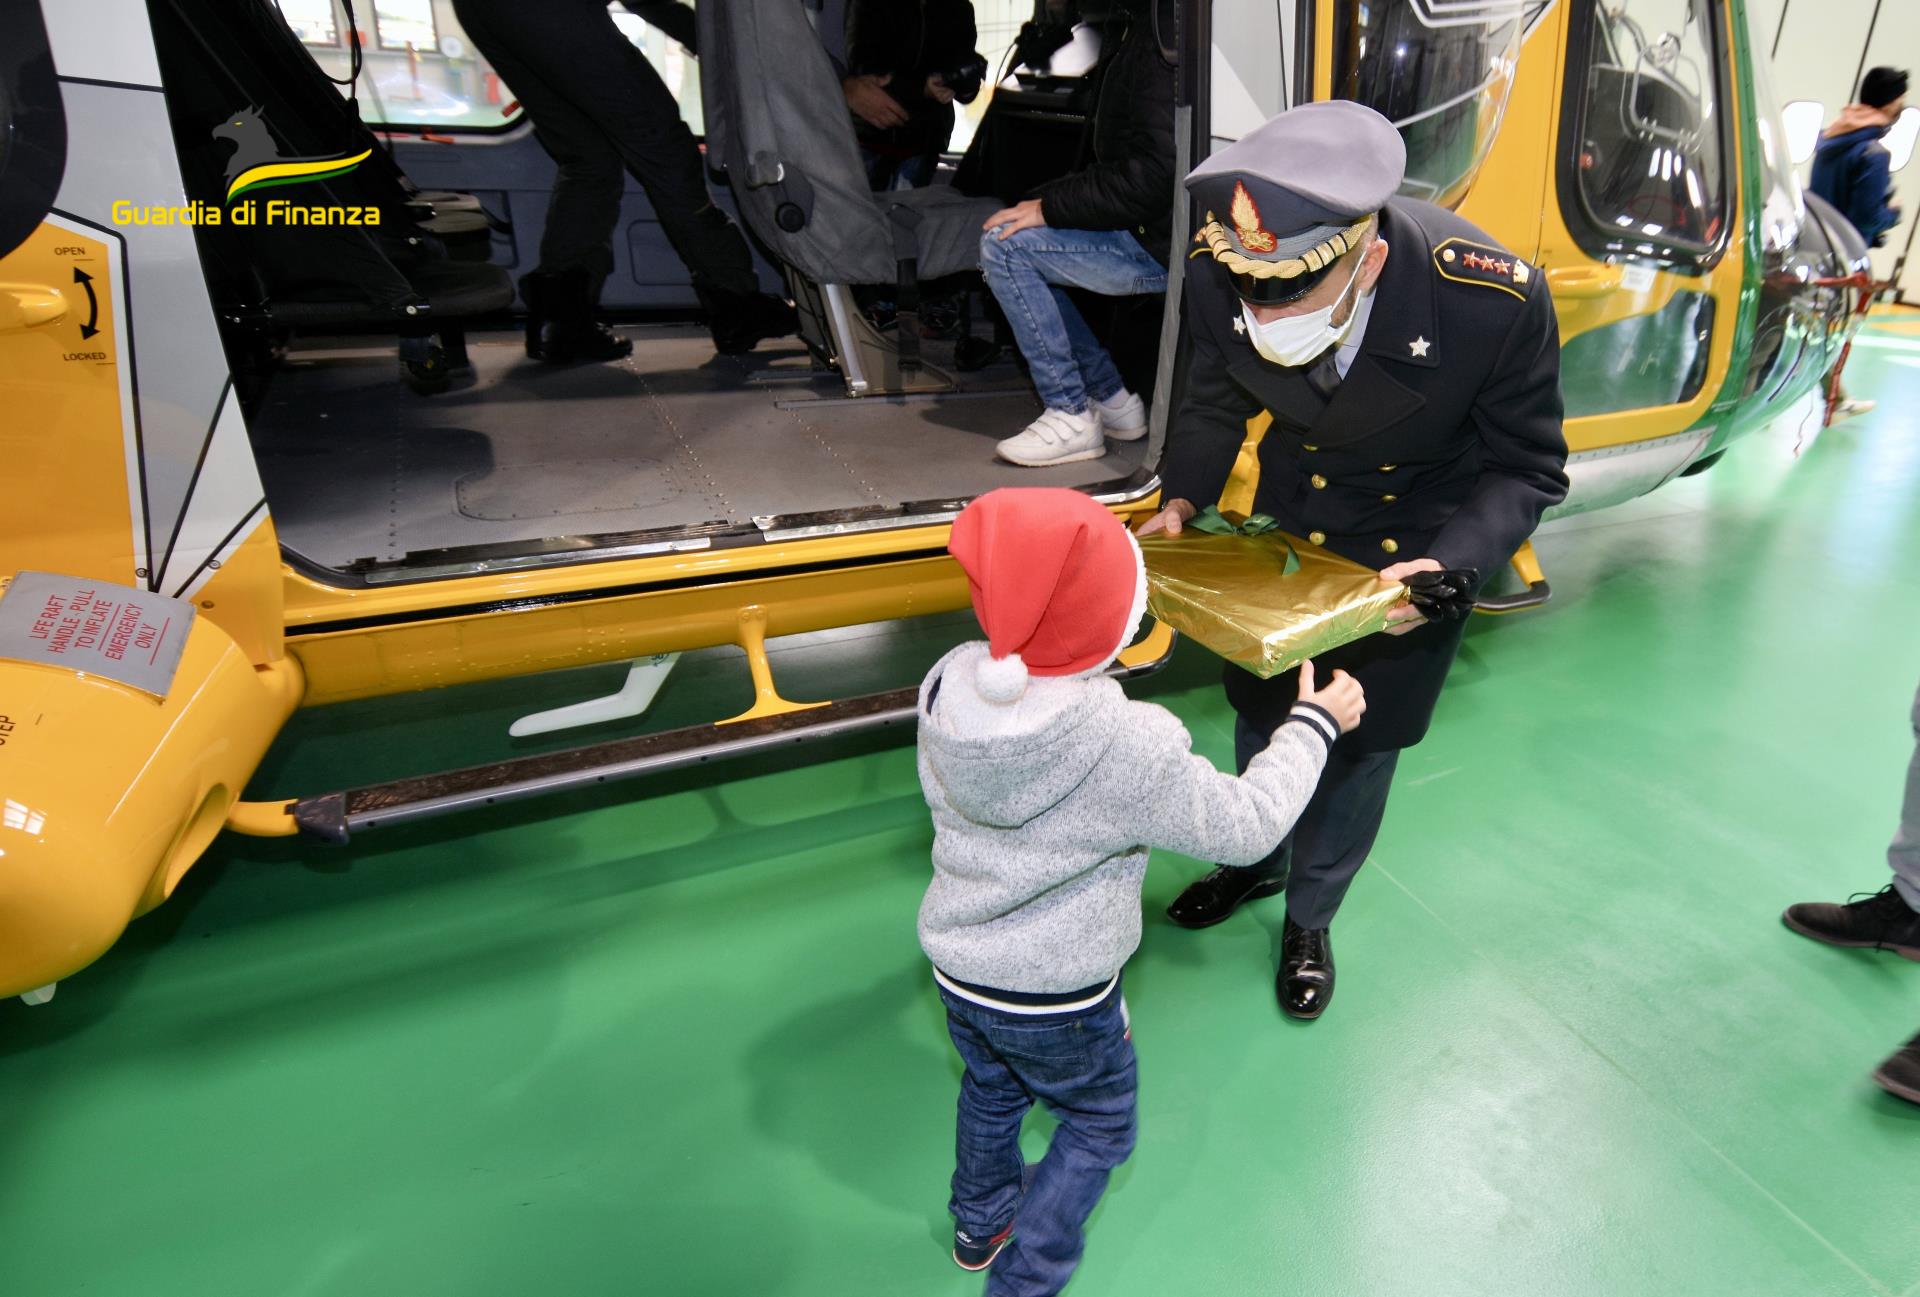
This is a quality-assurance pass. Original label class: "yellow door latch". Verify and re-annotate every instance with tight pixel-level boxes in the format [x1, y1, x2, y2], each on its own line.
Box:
[0, 283, 69, 334]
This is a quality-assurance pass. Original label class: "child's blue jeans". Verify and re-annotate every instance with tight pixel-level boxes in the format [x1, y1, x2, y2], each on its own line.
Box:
[939, 982, 1138, 1297]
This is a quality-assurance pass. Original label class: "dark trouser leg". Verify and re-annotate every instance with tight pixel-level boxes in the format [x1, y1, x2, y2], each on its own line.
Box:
[1890, 680, 1920, 911]
[1283, 748, 1401, 930]
[450, 0, 756, 297]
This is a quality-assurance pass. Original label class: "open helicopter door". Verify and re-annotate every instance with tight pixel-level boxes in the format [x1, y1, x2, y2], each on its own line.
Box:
[1528, 0, 1749, 518]
[0, 0, 301, 1002]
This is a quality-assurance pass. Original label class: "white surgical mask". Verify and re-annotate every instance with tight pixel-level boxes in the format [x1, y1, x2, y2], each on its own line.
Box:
[1241, 251, 1370, 368]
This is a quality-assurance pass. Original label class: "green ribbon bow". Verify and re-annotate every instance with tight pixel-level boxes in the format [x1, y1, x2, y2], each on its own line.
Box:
[1188, 507, 1280, 536]
[1184, 508, 1300, 575]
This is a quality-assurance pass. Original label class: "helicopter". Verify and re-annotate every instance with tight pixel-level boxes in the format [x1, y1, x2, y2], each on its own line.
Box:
[0, 0, 1867, 1002]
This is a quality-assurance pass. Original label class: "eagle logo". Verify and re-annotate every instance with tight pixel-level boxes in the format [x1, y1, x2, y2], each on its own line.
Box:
[211, 105, 372, 204]
[1230, 181, 1277, 254]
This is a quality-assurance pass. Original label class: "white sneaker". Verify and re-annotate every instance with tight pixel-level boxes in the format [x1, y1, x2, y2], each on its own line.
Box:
[996, 408, 1106, 467]
[1834, 398, 1876, 420]
[1093, 390, 1148, 441]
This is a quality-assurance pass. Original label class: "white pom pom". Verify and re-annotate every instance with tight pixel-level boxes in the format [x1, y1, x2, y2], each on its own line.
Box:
[975, 652, 1030, 704]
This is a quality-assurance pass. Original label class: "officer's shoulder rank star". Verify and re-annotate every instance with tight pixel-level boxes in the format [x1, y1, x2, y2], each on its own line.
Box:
[1409, 336, 1431, 358]
[1233, 315, 1247, 335]
[1434, 238, 1528, 301]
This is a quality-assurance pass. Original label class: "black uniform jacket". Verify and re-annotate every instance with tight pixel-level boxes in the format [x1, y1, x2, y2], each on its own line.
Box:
[1159, 197, 1569, 752]
[1031, 25, 1178, 265]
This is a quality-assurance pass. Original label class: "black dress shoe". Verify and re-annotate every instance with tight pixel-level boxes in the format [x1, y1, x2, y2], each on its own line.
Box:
[1873, 1030, 1920, 1105]
[706, 290, 799, 355]
[1782, 885, 1920, 960]
[1166, 866, 1287, 930]
[1277, 918, 1334, 1020]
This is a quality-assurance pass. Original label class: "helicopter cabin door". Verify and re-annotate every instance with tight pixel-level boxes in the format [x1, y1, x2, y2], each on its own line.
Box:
[1530, 0, 1751, 504]
[0, 0, 286, 665]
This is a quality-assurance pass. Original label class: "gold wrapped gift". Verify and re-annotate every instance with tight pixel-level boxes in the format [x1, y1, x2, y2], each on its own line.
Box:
[1138, 512, 1408, 678]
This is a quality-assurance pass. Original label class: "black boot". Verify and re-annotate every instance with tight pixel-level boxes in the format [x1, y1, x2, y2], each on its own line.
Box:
[517, 270, 549, 359]
[701, 286, 798, 355]
[1873, 1030, 1920, 1105]
[1277, 918, 1335, 1021]
[534, 267, 632, 365]
[1166, 865, 1287, 930]
[1782, 885, 1920, 959]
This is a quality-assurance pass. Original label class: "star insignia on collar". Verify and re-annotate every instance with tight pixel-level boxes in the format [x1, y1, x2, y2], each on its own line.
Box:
[1233, 315, 1247, 335]
[1409, 336, 1431, 358]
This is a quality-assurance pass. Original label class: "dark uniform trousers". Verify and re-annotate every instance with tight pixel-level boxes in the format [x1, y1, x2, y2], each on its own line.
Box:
[1235, 714, 1398, 930]
[452, 0, 758, 299]
[1162, 196, 1569, 935]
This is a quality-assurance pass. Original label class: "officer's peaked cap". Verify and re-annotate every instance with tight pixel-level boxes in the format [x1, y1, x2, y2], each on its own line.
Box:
[1186, 102, 1405, 303]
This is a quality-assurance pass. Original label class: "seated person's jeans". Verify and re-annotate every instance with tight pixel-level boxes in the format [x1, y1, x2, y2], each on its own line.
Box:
[979, 226, 1168, 414]
[939, 982, 1138, 1297]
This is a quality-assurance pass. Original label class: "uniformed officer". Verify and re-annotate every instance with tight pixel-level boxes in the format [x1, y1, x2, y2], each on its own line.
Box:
[1139, 101, 1569, 1020]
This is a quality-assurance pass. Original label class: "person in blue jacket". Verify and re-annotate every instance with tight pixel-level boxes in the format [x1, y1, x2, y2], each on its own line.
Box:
[1809, 65, 1907, 417]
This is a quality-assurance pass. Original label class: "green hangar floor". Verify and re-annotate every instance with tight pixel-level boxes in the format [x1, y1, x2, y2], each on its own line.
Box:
[2, 319, 1918, 1297]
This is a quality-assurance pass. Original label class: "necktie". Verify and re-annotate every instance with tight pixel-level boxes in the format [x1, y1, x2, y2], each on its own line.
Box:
[1304, 348, 1342, 402]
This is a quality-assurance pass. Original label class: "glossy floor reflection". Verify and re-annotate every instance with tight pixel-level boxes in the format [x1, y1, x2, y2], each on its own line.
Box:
[2, 323, 1918, 1297]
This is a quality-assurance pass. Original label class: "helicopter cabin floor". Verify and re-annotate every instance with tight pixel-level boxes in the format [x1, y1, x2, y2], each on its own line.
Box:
[3, 321, 1920, 1295]
[249, 324, 1149, 574]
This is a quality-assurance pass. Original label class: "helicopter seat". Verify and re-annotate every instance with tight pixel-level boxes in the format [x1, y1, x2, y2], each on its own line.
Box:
[699, 0, 1001, 396]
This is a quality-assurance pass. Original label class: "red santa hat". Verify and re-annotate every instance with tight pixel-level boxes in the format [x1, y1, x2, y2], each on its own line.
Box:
[947, 488, 1148, 704]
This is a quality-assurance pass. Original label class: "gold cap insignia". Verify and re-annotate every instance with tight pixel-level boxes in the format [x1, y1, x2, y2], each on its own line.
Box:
[1229, 182, 1277, 254]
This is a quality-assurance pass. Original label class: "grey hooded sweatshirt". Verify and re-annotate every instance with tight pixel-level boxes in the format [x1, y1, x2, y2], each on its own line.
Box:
[916, 642, 1337, 996]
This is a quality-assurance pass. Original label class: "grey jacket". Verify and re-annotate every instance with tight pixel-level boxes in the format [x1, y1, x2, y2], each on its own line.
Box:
[916, 643, 1335, 994]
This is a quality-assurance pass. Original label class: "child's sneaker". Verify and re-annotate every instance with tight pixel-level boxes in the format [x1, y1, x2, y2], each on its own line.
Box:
[995, 408, 1104, 466]
[952, 1223, 1014, 1271]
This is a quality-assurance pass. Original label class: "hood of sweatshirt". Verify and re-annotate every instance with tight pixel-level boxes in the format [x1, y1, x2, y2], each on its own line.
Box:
[1822, 104, 1896, 141]
[917, 643, 1125, 830]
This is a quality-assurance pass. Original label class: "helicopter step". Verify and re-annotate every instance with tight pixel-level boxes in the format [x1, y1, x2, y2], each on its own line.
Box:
[1474, 540, 1551, 614]
[283, 625, 1178, 844]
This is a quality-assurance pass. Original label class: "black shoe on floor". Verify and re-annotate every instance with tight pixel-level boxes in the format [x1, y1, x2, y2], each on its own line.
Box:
[532, 267, 633, 365]
[1166, 866, 1287, 930]
[952, 1223, 1013, 1272]
[706, 290, 799, 355]
[1872, 1031, 1920, 1105]
[517, 270, 550, 359]
[1277, 918, 1334, 1020]
[1782, 884, 1920, 960]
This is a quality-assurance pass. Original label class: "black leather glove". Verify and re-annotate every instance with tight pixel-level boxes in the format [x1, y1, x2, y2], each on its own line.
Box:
[1400, 567, 1480, 622]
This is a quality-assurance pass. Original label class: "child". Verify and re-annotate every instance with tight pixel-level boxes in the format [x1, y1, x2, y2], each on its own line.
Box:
[917, 487, 1364, 1295]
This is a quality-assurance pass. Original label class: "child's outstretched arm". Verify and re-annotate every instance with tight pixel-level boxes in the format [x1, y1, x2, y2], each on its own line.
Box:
[1120, 661, 1365, 866]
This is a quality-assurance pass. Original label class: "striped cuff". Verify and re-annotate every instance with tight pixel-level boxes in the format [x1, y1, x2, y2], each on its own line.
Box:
[1285, 701, 1340, 752]
[934, 967, 1120, 1016]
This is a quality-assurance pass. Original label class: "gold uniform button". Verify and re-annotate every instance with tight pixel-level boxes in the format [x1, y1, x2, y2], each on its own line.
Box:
[1381, 538, 1400, 554]
[1379, 463, 1397, 472]
[1382, 494, 1398, 502]
[1308, 530, 1327, 546]
[1302, 443, 1319, 452]
[1311, 474, 1328, 489]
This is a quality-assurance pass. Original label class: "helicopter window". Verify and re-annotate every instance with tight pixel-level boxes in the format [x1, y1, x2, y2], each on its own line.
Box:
[280, 0, 340, 45]
[1886, 108, 1920, 172]
[1329, 0, 1549, 209]
[293, 1, 704, 134]
[371, 0, 438, 54]
[1740, 2, 1802, 257]
[1560, 0, 1731, 266]
[1782, 100, 1825, 166]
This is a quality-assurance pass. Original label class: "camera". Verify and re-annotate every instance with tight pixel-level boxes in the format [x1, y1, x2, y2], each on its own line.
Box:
[941, 52, 990, 104]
